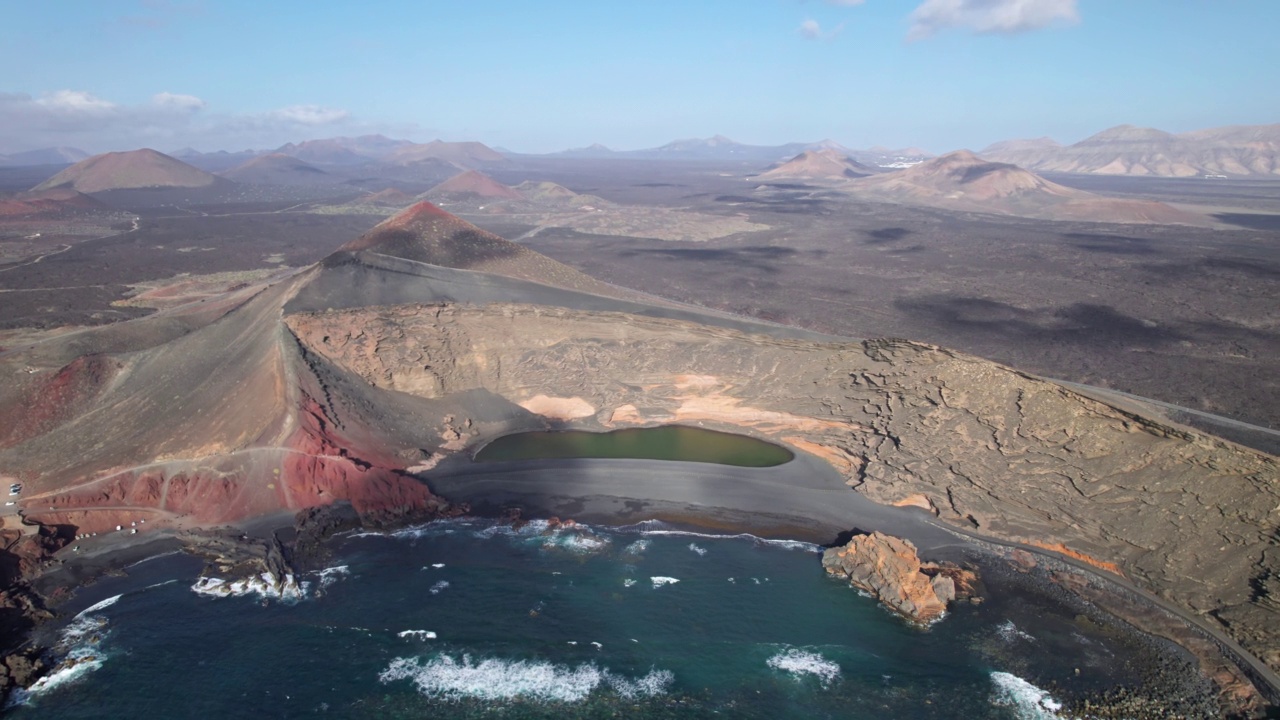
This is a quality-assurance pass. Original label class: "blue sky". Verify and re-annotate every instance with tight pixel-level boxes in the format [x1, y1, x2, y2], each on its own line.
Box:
[1, 0, 1276, 154]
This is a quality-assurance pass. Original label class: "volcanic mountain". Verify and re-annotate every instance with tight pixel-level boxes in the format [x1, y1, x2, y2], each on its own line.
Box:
[759, 149, 877, 180]
[0, 202, 1277, 697]
[220, 153, 333, 185]
[422, 170, 524, 202]
[358, 188, 416, 207]
[31, 149, 223, 193]
[983, 122, 1280, 177]
[275, 135, 412, 165]
[385, 140, 506, 168]
[846, 150, 1208, 224]
[976, 137, 1063, 168]
[0, 188, 110, 218]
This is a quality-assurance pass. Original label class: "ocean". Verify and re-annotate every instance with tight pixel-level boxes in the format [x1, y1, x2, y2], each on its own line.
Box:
[7, 518, 1210, 718]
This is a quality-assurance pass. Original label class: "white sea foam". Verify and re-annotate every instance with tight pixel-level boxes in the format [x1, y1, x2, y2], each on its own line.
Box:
[623, 539, 650, 555]
[623, 579, 637, 588]
[317, 565, 350, 589]
[990, 671, 1067, 719]
[766, 648, 841, 687]
[650, 576, 679, 588]
[688, 543, 707, 556]
[547, 532, 609, 553]
[398, 630, 437, 640]
[429, 580, 450, 595]
[10, 601, 118, 705]
[379, 654, 672, 703]
[191, 573, 308, 602]
[624, 524, 820, 553]
[997, 620, 1036, 643]
[431, 563, 445, 569]
[77, 594, 122, 616]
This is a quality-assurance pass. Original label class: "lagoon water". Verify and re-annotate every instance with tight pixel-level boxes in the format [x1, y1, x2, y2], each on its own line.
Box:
[475, 426, 795, 467]
[9, 519, 1198, 719]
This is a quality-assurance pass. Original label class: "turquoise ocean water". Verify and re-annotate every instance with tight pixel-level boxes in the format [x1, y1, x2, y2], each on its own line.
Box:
[7, 518, 1204, 719]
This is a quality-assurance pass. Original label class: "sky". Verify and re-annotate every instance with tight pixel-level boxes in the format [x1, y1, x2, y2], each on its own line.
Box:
[1, 0, 1277, 155]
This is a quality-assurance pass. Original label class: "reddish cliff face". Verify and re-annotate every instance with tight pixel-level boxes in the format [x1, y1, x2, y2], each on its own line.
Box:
[821, 531, 978, 624]
[281, 393, 453, 521]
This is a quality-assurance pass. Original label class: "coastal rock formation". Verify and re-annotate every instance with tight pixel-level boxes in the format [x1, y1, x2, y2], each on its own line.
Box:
[822, 532, 976, 624]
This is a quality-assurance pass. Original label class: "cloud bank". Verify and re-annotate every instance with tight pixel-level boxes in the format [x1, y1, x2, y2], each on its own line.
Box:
[0, 90, 363, 154]
[908, 0, 1079, 40]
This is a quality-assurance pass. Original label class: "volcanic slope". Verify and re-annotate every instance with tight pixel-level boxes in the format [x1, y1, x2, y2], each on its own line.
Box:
[846, 150, 1209, 224]
[220, 153, 334, 185]
[760, 149, 877, 180]
[422, 170, 525, 202]
[31, 148, 223, 193]
[0, 202, 1277, 695]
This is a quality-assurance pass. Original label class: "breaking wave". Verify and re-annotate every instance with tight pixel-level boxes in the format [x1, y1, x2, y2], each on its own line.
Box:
[317, 565, 350, 590]
[191, 573, 308, 602]
[650, 576, 679, 588]
[996, 620, 1036, 643]
[765, 648, 841, 687]
[398, 630, 437, 640]
[617, 521, 820, 553]
[990, 671, 1067, 719]
[8, 595, 124, 706]
[379, 654, 672, 703]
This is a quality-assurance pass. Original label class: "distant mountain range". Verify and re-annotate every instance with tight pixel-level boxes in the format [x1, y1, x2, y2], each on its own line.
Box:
[545, 136, 933, 166]
[982, 123, 1280, 177]
[844, 150, 1207, 224]
[0, 147, 91, 167]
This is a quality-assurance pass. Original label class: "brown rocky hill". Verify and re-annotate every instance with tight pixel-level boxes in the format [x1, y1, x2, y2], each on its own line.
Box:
[220, 153, 333, 185]
[31, 149, 223, 193]
[983, 123, 1280, 177]
[0, 201, 1276, 699]
[422, 170, 524, 201]
[847, 150, 1208, 224]
[759, 149, 877, 180]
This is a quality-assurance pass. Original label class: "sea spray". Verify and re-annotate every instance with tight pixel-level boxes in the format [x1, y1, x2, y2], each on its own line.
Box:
[379, 654, 672, 703]
[990, 671, 1067, 719]
[765, 648, 841, 687]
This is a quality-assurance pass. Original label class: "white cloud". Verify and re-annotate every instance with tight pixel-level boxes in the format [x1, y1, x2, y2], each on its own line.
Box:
[266, 105, 351, 125]
[826, 0, 866, 5]
[152, 91, 206, 112]
[798, 18, 845, 41]
[35, 90, 118, 114]
[908, 0, 1078, 40]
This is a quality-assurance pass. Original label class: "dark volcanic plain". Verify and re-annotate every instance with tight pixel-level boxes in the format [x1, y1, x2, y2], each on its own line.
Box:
[480, 158, 1280, 431]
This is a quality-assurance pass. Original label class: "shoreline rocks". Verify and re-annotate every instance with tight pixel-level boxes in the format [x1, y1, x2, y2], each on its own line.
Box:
[822, 531, 979, 624]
